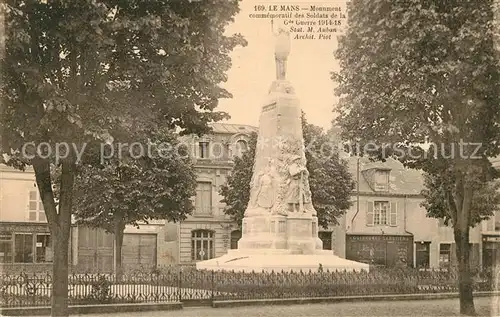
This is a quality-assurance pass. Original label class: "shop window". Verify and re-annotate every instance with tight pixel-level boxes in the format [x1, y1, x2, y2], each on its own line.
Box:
[0, 232, 53, 264]
[0, 233, 13, 263]
[14, 233, 33, 263]
[36, 234, 53, 263]
[416, 241, 430, 268]
[439, 243, 451, 268]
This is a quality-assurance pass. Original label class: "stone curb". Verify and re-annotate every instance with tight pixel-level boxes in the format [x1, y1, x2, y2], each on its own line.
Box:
[211, 291, 500, 308]
[0, 302, 183, 316]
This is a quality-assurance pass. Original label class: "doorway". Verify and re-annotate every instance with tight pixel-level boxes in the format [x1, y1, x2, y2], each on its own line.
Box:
[77, 227, 114, 273]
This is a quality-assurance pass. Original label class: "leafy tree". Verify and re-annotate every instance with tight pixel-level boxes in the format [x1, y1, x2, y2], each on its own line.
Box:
[334, 1, 500, 314]
[220, 132, 257, 227]
[1, 1, 245, 315]
[220, 114, 354, 228]
[72, 128, 196, 278]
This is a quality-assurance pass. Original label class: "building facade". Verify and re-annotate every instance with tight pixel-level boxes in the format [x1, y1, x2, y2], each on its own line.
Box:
[481, 157, 500, 270]
[0, 163, 171, 273]
[0, 164, 64, 273]
[338, 156, 482, 269]
[3, 125, 500, 273]
[167, 123, 257, 265]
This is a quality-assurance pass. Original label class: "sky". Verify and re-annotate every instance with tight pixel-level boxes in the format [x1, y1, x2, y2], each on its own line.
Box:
[216, 0, 348, 130]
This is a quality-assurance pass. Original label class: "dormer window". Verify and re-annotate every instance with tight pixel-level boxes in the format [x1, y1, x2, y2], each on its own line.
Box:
[234, 139, 248, 157]
[198, 142, 209, 159]
[374, 170, 389, 191]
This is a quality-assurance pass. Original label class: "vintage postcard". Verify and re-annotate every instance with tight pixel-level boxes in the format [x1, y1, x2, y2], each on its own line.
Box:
[0, 0, 499, 316]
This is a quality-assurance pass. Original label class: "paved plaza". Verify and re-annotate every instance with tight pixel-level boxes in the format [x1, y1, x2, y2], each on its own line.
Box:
[68, 297, 498, 317]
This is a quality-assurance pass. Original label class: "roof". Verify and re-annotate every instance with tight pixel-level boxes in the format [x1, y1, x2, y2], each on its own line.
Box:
[208, 123, 258, 135]
[345, 156, 425, 196]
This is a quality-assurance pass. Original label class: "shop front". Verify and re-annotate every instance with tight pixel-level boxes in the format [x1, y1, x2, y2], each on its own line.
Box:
[346, 234, 413, 268]
[483, 235, 500, 270]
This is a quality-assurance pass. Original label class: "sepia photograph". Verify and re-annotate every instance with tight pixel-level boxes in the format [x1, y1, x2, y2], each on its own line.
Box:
[0, 0, 499, 316]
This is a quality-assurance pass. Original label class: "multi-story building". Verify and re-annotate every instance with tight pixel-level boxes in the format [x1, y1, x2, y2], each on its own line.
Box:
[338, 156, 482, 269]
[0, 163, 169, 273]
[0, 164, 58, 273]
[0, 123, 258, 273]
[3, 123, 500, 272]
[481, 157, 500, 269]
[165, 123, 258, 265]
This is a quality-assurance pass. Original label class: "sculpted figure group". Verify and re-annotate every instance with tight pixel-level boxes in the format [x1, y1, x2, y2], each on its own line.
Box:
[249, 154, 310, 217]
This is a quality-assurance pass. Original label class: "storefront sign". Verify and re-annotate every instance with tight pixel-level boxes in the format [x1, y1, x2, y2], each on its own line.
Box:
[347, 235, 411, 242]
[484, 236, 500, 242]
[346, 234, 413, 268]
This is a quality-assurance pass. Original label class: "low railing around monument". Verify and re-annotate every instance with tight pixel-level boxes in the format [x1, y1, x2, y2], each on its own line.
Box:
[0, 266, 494, 307]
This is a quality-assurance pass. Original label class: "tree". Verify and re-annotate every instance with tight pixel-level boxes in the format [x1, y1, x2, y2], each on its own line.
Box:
[334, 1, 500, 315]
[220, 114, 354, 228]
[219, 132, 257, 227]
[72, 127, 196, 278]
[1, 1, 245, 315]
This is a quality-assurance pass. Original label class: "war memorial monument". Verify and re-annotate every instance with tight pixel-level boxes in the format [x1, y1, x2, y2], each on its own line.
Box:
[196, 24, 369, 273]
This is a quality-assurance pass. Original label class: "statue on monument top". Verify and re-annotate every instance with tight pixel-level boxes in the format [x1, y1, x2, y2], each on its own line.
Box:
[272, 19, 291, 80]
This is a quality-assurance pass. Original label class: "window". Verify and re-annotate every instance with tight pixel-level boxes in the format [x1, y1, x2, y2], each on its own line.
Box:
[367, 201, 397, 226]
[0, 232, 53, 263]
[230, 230, 241, 249]
[28, 189, 46, 222]
[318, 231, 332, 250]
[14, 233, 33, 263]
[374, 170, 389, 191]
[416, 242, 430, 268]
[198, 142, 209, 159]
[191, 230, 215, 261]
[234, 140, 248, 157]
[374, 202, 388, 225]
[35, 234, 52, 263]
[495, 210, 500, 231]
[0, 233, 13, 263]
[439, 243, 451, 268]
[195, 182, 212, 215]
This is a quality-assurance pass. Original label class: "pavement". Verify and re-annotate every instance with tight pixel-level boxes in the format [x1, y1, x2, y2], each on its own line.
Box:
[71, 297, 499, 316]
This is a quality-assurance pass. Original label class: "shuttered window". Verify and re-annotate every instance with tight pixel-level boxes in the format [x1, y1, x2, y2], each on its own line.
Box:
[195, 182, 212, 215]
[366, 202, 374, 226]
[390, 203, 397, 226]
[28, 189, 46, 222]
[367, 201, 396, 226]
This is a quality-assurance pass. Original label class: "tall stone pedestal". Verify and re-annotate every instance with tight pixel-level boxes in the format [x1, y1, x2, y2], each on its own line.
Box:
[197, 37, 369, 273]
[197, 213, 368, 272]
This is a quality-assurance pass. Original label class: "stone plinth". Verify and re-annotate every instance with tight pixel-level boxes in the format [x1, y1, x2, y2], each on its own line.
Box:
[196, 248, 369, 273]
[238, 215, 287, 250]
[285, 216, 315, 254]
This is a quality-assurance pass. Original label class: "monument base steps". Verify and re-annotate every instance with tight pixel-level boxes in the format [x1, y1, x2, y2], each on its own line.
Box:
[196, 249, 369, 273]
